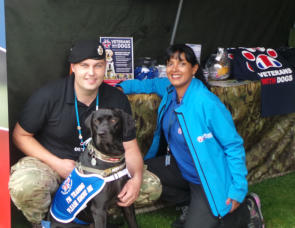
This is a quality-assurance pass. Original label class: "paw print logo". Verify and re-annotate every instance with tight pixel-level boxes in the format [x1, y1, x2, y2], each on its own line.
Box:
[61, 176, 72, 195]
[102, 39, 112, 48]
[241, 47, 282, 72]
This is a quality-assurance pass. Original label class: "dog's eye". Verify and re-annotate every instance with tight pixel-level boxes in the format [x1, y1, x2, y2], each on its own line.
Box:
[110, 118, 117, 123]
[94, 119, 100, 124]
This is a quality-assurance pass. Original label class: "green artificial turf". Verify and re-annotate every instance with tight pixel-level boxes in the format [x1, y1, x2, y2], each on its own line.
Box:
[248, 172, 295, 228]
[12, 172, 295, 228]
[129, 172, 295, 228]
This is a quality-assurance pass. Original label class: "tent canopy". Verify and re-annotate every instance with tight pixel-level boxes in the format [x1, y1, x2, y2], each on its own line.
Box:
[5, 0, 295, 162]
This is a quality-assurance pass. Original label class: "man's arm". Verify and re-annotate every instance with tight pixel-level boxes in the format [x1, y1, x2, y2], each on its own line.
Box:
[13, 122, 76, 179]
[117, 138, 143, 207]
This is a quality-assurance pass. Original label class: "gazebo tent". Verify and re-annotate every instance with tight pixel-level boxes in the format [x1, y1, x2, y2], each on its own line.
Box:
[6, 2, 295, 145]
[4, 0, 295, 226]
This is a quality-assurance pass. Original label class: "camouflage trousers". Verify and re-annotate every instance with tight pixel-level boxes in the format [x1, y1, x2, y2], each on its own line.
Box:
[8, 157, 162, 224]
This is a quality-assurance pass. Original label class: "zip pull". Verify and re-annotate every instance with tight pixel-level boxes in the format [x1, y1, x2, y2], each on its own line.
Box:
[218, 215, 224, 226]
[165, 146, 171, 166]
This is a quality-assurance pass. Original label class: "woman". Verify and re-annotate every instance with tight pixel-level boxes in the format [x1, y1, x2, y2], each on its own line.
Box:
[118, 44, 263, 228]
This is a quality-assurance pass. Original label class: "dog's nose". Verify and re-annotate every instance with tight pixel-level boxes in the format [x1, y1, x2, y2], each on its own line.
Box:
[97, 130, 106, 136]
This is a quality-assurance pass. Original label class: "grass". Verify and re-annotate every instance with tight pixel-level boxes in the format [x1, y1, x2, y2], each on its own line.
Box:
[248, 172, 295, 228]
[12, 172, 295, 228]
[129, 172, 295, 228]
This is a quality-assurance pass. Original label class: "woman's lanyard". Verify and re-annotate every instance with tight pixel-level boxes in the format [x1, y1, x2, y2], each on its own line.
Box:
[165, 105, 176, 166]
[74, 92, 99, 151]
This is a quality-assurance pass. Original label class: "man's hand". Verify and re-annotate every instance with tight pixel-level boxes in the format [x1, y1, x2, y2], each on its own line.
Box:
[117, 176, 141, 207]
[226, 198, 240, 213]
[52, 158, 76, 179]
[117, 139, 143, 207]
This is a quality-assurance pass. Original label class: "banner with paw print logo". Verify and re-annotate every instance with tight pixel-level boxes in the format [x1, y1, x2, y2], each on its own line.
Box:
[228, 47, 295, 117]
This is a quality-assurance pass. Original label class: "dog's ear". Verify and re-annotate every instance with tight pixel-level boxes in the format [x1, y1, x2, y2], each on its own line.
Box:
[85, 111, 94, 131]
[114, 109, 136, 140]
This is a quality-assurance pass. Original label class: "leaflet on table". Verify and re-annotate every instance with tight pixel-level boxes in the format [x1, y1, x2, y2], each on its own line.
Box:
[186, 43, 202, 63]
[100, 37, 134, 86]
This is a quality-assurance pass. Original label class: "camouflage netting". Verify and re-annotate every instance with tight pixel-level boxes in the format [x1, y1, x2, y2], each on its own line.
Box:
[127, 81, 295, 183]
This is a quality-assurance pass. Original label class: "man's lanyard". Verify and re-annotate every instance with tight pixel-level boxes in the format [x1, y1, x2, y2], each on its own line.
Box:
[74, 91, 99, 151]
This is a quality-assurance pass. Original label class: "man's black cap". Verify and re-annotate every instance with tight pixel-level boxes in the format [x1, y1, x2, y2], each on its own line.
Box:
[68, 40, 106, 63]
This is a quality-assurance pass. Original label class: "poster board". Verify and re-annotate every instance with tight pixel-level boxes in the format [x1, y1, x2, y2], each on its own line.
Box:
[0, 0, 11, 226]
[186, 43, 202, 63]
[100, 37, 134, 86]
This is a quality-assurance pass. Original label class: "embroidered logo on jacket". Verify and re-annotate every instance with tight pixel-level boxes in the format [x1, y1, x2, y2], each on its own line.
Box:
[197, 132, 213, 143]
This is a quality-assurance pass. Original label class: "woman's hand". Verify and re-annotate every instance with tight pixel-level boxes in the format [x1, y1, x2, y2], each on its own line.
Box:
[116, 86, 123, 92]
[226, 198, 240, 213]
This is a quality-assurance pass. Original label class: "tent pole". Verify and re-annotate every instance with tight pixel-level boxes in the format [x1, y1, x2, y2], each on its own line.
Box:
[170, 0, 184, 45]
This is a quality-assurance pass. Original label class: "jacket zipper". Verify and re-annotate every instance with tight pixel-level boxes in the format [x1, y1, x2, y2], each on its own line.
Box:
[175, 111, 221, 219]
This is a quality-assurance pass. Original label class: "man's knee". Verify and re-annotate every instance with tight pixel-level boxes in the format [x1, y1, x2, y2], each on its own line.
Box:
[9, 157, 61, 223]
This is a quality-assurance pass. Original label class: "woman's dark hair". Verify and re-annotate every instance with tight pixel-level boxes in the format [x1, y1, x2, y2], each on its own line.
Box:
[164, 44, 209, 89]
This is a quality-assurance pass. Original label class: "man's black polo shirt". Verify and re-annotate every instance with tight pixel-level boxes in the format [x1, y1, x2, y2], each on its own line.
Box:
[19, 75, 135, 160]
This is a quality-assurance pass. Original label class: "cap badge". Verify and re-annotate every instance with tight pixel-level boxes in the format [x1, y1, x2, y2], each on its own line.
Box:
[97, 45, 104, 56]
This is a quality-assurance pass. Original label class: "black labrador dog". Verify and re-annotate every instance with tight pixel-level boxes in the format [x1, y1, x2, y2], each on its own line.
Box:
[48, 108, 138, 228]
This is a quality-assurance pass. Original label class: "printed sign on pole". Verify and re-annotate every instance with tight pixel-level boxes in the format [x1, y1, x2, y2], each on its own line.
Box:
[100, 37, 134, 86]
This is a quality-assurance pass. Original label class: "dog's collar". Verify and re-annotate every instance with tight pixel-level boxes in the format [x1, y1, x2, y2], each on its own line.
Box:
[76, 161, 127, 178]
[87, 141, 125, 163]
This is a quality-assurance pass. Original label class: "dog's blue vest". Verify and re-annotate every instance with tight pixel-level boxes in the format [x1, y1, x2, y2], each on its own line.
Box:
[50, 167, 129, 224]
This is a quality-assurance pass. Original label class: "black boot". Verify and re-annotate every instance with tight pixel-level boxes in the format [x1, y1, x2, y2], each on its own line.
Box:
[171, 205, 189, 228]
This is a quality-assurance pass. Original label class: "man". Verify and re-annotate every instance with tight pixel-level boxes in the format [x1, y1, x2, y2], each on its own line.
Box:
[9, 40, 143, 227]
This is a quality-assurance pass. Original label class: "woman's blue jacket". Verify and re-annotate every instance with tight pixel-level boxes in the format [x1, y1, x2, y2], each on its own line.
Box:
[119, 78, 248, 217]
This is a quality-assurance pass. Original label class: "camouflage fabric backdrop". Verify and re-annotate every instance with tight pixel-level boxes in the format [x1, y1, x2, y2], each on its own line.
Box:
[127, 81, 295, 183]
